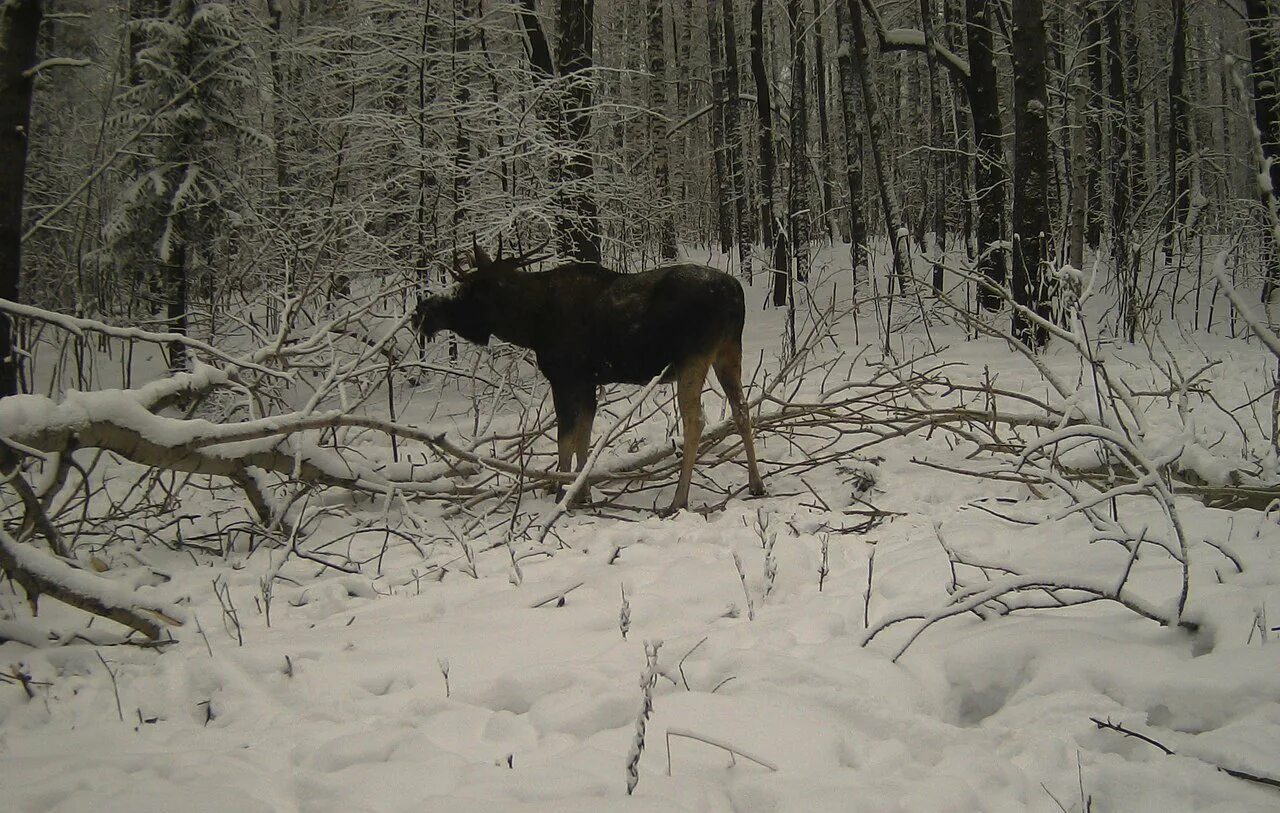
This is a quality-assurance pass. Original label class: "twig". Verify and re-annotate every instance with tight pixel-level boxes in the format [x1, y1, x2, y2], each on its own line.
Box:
[530, 581, 584, 608]
[678, 636, 708, 690]
[1091, 716, 1280, 790]
[664, 726, 779, 774]
[96, 652, 125, 722]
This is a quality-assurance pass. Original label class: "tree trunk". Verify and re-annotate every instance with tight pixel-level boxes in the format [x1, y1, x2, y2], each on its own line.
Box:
[919, 0, 946, 293]
[750, 0, 777, 252]
[452, 0, 474, 263]
[1108, 0, 1136, 341]
[811, 0, 836, 242]
[1164, 0, 1188, 259]
[678, 0, 694, 217]
[1245, 0, 1280, 301]
[721, 0, 752, 280]
[1066, 2, 1088, 269]
[707, 0, 732, 254]
[966, 0, 1006, 312]
[557, 0, 601, 263]
[781, 0, 809, 306]
[1122, 2, 1146, 210]
[1084, 0, 1104, 251]
[832, 0, 866, 287]
[417, 4, 439, 287]
[649, 0, 677, 259]
[1010, 0, 1053, 349]
[844, 0, 907, 294]
[0, 0, 40, 398]
[162, 242, 188, 373]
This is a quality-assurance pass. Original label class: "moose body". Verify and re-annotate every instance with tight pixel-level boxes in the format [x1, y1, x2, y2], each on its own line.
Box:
[413, 251, 765, 514]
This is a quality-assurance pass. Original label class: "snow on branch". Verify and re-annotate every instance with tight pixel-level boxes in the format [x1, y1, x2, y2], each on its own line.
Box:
[881, 29, 971, 77]
[23, 57, 92, 77]
[0, 527, 183, 640]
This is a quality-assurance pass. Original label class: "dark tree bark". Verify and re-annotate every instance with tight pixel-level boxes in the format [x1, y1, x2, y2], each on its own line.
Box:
[777, 0, 809, 311]
[721, 0, 751, 280]
[265, 0, 291, 199]
[1245, 0, 1280, 300]
[1164, 0, 1189, 258]
[649, 0, 677, 259]
[451, 0, 474, 267]
[1066, 2, 1088, 270]
[1084, 0, 1104, 251]
[965, 0, 1006, 312]
[162, 243, 188, 372]
[833, 0, 866, 285]
[811, 0, 835, 242]
[843, 0, 907, 295]
[1107, 0, 1136, 341]
[417, 4, 440, 287]
[678, 0, 694, 212]
[1010, 0, 1053, 349]
[707, 0, 732, 254]
[520, 0, 555, 77]
[750, 0, 778, 251]
[1122, 2, 1146, 209]
[919, 0, 946, 293]
[556, 0, 600, 263]
[123, 0, 166, 310]
[0, 0, 41, 398]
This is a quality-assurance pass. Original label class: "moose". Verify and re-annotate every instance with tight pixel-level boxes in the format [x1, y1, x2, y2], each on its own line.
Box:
[412, 246, 765, 515]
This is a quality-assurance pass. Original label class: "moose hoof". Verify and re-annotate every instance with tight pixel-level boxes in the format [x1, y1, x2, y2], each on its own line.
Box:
[748, 481, 766, 497]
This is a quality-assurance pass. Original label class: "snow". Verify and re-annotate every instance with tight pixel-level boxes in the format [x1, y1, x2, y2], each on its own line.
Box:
[3, 246, 1280, 811]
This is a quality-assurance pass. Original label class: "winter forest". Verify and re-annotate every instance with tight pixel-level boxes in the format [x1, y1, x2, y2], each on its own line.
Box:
[3, 0, 1280, 809]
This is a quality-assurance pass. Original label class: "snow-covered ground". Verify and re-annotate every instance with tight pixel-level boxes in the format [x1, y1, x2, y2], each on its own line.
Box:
[3, 248, 1280, 812]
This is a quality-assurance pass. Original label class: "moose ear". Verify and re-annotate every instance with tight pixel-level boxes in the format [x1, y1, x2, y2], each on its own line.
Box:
[448, 250, 467, 282]
[495, 233, 504, 262]
[472, 235, 492, 270]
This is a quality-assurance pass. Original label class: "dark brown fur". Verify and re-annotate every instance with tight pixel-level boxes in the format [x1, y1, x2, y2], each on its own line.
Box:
[414, 251, 764, 514]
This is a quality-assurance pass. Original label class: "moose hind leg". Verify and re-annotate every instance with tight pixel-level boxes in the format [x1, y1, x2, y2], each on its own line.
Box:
[572, 388, 597, 472]
[665, 358, 711, 515]
[569, 389, 597, 505]
[713, 342, 765, 496]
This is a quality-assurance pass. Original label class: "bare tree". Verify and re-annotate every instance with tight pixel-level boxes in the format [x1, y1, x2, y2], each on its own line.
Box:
[707, 0, 732, 254]
[720, 0, 751, 280]
[832, 0, 866, 285]
[811, 0, 835, 243]
[967, 0, 1006, 312]
[1010, 0, 1053, 349]
[842, 0, 907, 294]
[750, 0, 777, 252]
[649, 0, 677, 259]
[0, 0, 40, 399]
[1107, 0, 1137, 341]
[557, 0, 601, 262]
[1246, 0, 1280, 300]
[1164, 0, 1189, 259]
[782, 0, 809, 317]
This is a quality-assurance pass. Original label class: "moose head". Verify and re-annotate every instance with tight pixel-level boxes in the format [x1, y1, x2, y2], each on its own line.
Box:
[411, 240, 542, 347]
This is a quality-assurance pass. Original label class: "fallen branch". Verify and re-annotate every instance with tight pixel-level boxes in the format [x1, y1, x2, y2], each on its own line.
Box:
[0, 527, 183, 640]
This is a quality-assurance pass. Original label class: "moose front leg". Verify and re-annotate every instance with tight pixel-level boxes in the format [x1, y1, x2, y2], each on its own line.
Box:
[551, 382, 595, 505]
